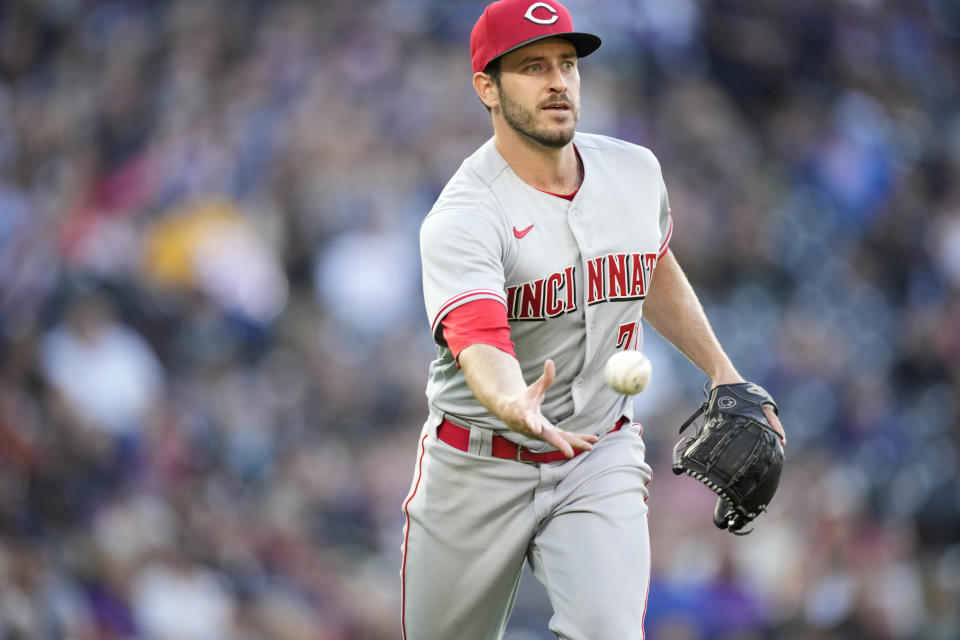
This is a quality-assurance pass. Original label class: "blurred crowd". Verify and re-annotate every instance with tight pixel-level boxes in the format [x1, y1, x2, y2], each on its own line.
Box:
[0, 0, 958, 638]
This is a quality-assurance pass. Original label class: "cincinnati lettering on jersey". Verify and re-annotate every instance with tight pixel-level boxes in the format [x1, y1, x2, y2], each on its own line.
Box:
[506, 265, 577, 320]
[586, 251, 658, 306]
[505, 252, 658, 320]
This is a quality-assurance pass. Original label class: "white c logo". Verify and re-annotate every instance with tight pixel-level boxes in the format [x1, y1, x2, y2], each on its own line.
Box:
[524, 2, 559, 25]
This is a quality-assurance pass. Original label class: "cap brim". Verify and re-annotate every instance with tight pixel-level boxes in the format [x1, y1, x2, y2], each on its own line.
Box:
[490, 32, 601, 68]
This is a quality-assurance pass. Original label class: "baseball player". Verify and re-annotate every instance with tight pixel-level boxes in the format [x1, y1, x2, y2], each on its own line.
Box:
[400, 1, 787, 638]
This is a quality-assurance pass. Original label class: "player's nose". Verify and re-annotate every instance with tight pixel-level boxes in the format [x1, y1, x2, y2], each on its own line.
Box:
[546, 63, 568, 92]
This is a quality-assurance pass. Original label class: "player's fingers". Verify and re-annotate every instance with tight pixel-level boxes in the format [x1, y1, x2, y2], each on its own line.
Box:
[543, 358, 555, 382]
[563, 431, 599, 450]
[540, 424, 575, 457]
[531, 359, 556, 397]
[545, 425, 598, 457]
[764, 405, 786, 446]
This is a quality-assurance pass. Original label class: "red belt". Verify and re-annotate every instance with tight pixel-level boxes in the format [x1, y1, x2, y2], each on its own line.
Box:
[437, 416, 629, 463]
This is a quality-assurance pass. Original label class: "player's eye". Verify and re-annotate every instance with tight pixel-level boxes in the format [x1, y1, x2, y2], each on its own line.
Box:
[526, 63, 543, 72]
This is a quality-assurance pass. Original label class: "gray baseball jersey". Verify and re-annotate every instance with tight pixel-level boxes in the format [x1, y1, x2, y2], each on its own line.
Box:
[420, 131, 672, 450]
[403, 132, 670, 640]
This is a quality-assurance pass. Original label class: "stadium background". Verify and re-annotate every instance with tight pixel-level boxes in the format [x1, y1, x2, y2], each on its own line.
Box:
[1, 0, 959, 638]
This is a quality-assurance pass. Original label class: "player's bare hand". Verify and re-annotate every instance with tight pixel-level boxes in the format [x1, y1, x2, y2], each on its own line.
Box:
[502, 359, 598, 457]
[764, 405, 786, 447]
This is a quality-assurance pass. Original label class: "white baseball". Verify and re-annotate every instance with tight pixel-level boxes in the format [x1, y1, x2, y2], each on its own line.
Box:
[604, 351, 652, 395]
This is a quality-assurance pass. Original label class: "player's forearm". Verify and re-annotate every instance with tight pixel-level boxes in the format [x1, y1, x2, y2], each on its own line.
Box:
[643, 250, 742, 385]
[457, 343, 529, 425]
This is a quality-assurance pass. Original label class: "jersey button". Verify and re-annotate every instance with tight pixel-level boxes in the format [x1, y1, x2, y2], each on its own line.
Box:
[585, 238, 592, 248]
[571, 209, 580, 218]
[575, 378, 584, 388]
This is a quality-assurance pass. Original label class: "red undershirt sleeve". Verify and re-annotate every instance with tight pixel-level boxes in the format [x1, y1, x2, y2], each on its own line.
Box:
[441, 298, 516, 364]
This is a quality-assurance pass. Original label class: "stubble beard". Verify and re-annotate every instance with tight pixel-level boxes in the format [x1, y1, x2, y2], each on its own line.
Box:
[497, 83, 579, 149]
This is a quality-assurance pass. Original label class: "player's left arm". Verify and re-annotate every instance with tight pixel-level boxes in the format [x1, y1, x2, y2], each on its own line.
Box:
[643, 249, 786, 445]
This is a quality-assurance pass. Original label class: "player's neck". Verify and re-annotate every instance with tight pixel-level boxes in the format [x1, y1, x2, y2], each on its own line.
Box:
[494, 129, 582, 195]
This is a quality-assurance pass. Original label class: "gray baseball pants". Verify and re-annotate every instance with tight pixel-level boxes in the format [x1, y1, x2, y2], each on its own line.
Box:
[401, 419, 652, 639]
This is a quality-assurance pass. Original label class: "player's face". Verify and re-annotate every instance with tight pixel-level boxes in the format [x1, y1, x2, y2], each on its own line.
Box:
[495, 39, 581, 148]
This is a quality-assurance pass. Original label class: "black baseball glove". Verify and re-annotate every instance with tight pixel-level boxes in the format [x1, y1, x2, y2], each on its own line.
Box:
[672, 383, 785, 535]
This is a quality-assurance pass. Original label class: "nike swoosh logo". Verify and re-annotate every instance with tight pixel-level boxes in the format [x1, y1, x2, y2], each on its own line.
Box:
[513, 224, 534, 239]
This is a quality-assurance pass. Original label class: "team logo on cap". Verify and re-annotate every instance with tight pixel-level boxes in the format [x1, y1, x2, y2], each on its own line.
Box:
[524, 2, 559, 25]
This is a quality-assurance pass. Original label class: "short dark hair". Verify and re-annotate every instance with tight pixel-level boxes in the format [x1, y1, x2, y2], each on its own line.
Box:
[481, 58, 502, 113]
[484, 57, 502, 80]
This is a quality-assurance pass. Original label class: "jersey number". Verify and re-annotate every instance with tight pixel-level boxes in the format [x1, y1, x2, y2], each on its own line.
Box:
[616, 321, 640, 350]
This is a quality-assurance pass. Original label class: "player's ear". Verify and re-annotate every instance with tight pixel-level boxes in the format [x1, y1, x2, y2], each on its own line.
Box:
[473, 71, 499, 111]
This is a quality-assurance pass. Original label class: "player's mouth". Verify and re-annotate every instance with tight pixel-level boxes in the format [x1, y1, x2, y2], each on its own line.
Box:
[542, 102, 571, 111]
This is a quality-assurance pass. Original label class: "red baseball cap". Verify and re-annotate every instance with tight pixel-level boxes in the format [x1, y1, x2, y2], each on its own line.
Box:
[470, 0, 602, 74]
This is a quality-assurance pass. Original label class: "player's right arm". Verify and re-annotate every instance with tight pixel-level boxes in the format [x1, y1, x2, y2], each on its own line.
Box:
[457, 344, 598, 457]
[421, 202, 596, 454]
